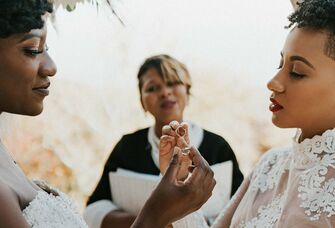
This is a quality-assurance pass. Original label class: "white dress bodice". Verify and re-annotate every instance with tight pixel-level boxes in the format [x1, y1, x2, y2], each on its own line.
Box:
[213, 128, 335, 227]
[22, 190, 88, 228]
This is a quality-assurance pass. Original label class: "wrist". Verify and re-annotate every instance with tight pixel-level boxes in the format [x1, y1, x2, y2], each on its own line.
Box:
[131, 202, 166, 228]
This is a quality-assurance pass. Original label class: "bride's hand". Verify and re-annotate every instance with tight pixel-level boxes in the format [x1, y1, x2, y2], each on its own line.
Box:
[131, 147, 216, 228]
[159, 121, 191, 179]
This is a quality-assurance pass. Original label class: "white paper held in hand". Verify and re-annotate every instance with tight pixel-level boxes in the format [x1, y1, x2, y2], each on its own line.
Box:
[109, 160, 232, 217]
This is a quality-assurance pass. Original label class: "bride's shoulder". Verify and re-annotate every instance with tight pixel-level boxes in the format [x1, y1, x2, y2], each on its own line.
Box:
[0, 178, 18, 202]
[0, 179, 28, 226]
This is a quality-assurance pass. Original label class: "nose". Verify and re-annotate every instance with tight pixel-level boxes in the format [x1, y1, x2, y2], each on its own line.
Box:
[38, 52, 57, 78]
[267, 72, 285, 93]
[161, 84, 172, 97]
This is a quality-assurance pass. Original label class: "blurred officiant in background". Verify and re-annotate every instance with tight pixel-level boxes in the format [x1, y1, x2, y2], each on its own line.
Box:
[83, 54, 243, 228]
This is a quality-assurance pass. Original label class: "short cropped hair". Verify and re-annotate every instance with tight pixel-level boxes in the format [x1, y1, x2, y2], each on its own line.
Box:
[0, 0, 53, 38]
[137, 54, 192, 94]
[287, 0, 335, 60]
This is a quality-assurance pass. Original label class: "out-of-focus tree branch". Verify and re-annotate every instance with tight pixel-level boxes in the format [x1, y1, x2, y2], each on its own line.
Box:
[52, 0, 124, 25]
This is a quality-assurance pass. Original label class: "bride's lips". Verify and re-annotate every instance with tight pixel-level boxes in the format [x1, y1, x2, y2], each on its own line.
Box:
[269, 98, 283, 112]
[160, 100, 177, 109]
[33, 82, 50, 96]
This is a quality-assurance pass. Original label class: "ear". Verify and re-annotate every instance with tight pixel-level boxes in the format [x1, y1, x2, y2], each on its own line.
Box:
[290, 0, 301, 10]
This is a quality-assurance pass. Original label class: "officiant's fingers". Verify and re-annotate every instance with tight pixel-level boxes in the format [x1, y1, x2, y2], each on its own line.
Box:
[162, 125, 176, 137]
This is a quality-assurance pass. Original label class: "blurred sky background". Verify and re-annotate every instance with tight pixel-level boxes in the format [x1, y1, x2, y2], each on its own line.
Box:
[48, 0, 293, 88]
[1, 0, 297, 209]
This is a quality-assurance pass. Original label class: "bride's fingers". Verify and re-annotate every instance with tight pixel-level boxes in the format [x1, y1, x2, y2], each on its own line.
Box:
[162, 125, 176, 137]
[179, 122, 190, 143]
[159, 141, 178, 175]
[176, 125, 186, 138]
[177, 137, 189, 149]
[169, 121, 180, 131]
[160, 135, 176, 151]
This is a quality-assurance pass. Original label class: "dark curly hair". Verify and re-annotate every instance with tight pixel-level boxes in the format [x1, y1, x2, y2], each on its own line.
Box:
[287, 0, 335, 60]
[0, 0, 53, 38]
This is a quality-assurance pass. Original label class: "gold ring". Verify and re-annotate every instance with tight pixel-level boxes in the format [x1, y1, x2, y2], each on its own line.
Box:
[176, 126, 186, 138]
[181, 146, 191, 155]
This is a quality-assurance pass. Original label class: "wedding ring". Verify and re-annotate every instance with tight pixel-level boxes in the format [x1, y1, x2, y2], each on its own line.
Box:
[176, 126, 186, 138]
[181, 146, 191, 155]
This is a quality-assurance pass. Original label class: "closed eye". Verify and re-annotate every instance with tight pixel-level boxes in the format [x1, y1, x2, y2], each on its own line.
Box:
[289, 71, 305, 79]
[24, 45, 48, 57]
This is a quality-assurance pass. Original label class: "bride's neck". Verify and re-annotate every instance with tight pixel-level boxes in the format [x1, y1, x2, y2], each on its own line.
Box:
[299, 127, 335, 142]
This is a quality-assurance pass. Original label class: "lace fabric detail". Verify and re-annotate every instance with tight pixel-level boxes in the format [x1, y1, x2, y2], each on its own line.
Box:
[228, 129, 335, 227]
[294, 129, 335, 221]
[250, 149, 290, 193]
[22, 191, 88, 228]
[238, 194, 283, 228]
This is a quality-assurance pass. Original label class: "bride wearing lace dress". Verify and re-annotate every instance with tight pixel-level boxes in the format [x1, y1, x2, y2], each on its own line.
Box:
[0, 1, 216, 227]
[159, 0, 335, 227]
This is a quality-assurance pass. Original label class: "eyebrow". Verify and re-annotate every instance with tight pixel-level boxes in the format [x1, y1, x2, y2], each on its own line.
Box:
[18, 33, 41, 43]
[290, 56, 315, 70]
[280, 52, 315, 70]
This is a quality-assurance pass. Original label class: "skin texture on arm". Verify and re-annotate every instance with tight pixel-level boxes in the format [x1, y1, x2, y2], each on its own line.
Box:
[101, 210, 136, 228]
[131, 147, 216, 228]
[0, 180, 29, 228]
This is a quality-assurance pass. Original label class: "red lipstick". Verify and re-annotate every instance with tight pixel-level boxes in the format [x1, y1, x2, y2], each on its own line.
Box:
[269, 98, 283, 112]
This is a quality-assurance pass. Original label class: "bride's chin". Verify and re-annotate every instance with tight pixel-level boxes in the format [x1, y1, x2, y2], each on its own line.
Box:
[271, 118, 291, 129]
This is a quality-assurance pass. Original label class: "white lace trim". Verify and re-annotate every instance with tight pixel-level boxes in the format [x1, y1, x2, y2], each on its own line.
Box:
[250, 148, 290, 193]
[238, 194, 283, 228]
[22, 191, 88, 228]
[294, 129, 335, 221]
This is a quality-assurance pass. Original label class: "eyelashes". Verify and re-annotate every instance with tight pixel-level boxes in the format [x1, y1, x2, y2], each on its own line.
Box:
[23, 45, 49, 57]
[24, 49, 43, 56]
[289, 72, 305, 79]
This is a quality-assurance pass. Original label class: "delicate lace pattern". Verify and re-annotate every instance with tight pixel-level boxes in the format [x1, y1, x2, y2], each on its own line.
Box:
[295, 129, 335, 221]
[250, 149, 290, 192]
[238, 195, 283, 228]
[22, 191, 88, 228]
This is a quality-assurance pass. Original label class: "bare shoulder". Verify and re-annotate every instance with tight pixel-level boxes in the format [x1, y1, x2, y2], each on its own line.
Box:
[0, 179, 29, 227]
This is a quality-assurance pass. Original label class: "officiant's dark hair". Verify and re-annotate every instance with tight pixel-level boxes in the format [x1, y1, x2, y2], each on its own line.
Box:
[287, 0, 335, 60]
[137, 54, 192, 95]
[0, 0, 53, 38]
